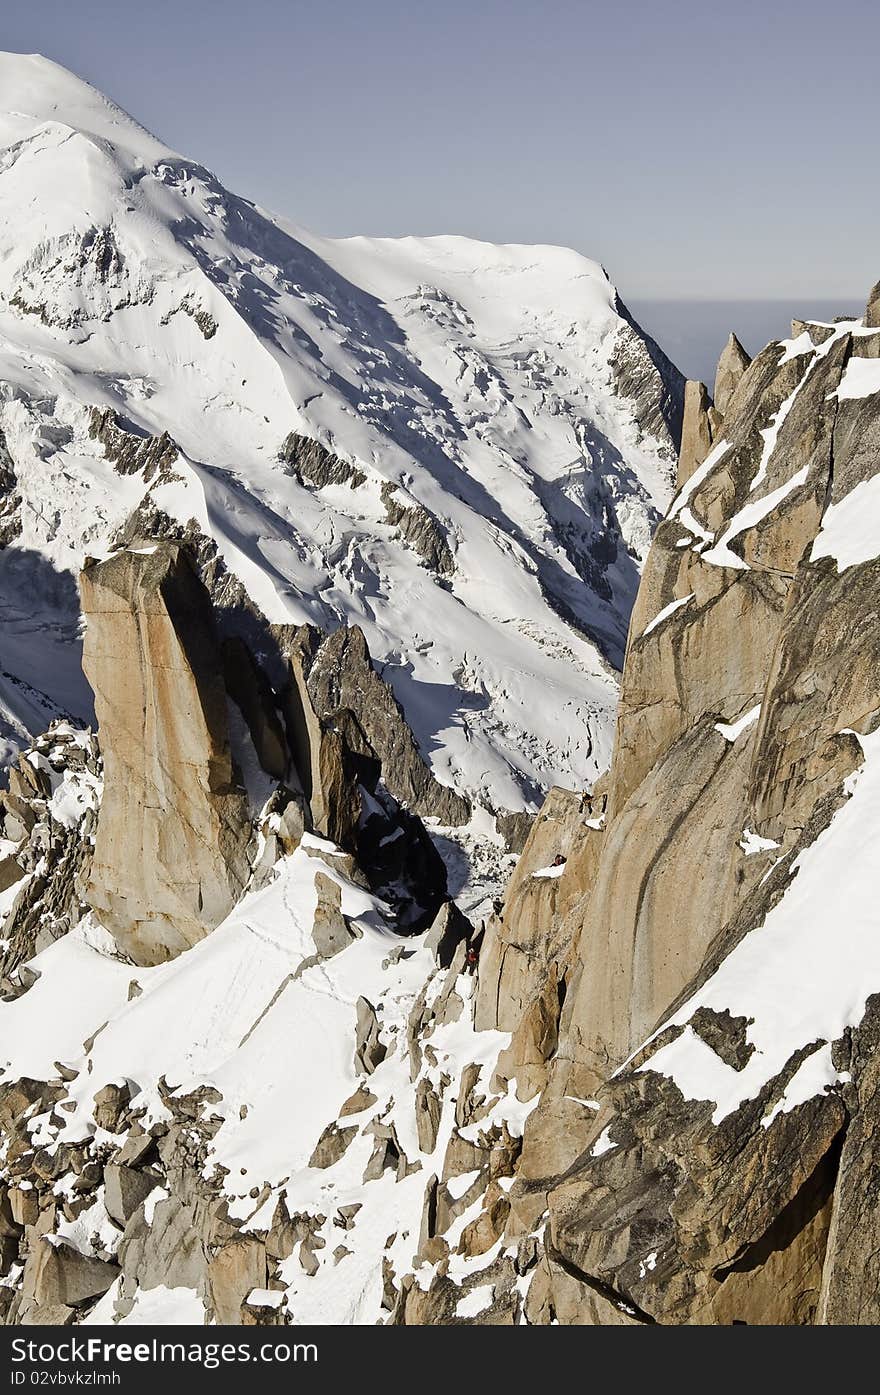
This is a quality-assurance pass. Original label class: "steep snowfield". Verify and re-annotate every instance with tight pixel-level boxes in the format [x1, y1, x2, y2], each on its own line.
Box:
[0, 51, 678, 813]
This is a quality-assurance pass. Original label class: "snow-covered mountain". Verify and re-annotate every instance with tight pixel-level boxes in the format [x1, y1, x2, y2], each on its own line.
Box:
[0, 53, 694, 1329]
[4, 47, 880, 1336]
[0, 51, 680, 813]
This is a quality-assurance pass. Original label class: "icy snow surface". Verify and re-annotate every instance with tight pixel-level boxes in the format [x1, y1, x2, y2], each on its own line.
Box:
[836, 356, 880, 402]
[531, 862, 566, 880]
[714, 705, 761, 743]
[641, 592, 694, 638]
[812, 474, 880, 572]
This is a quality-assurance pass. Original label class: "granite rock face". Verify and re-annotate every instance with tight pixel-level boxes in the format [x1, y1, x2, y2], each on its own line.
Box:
[77, 525, 454, 961]
[404, 297, 880, 1325]
[294, 623, 470, 828]
[677, 379, 714, 488]
[713, 332, 751, 416]
[80, 544, 252, 964]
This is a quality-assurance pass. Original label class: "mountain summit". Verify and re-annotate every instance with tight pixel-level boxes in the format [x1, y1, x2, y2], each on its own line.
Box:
[0, 50, 681, 813]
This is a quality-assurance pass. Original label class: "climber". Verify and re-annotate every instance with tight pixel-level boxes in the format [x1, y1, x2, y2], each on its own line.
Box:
[551, 853, 567, 867]
[465, 944, 479, 974]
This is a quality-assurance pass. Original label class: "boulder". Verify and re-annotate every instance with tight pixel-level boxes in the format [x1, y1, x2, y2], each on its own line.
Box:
[9, 1186, 38, 1227]
[104, 1165, 156, 1228]
[353, 997, 386, 1076]
[311, 873, 359, 960]
[424, 900, 470, 968]
[414, 1078, 442, 1154]
[338, 1086, 377, 1118]
[0, 851, 24, 894]
[31, 1241, 119, 1309]
[308, 1122, 357, 1169]
[92, 1082, 132, 1134]
[207, 1237, 267, 1326]
[117, 1193, 204, 1294]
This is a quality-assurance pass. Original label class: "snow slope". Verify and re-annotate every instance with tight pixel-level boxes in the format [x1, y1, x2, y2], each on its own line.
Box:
[0, 51, 679, 813]
[0, 804, 523, 1324]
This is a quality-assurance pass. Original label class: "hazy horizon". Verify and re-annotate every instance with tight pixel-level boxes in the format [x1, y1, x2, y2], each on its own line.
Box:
[630, 296, 865, 385]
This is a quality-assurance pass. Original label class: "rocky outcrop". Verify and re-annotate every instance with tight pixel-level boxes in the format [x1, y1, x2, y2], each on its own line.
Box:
[160, 296, 217, 339]
[677, 379, 714, 488]
[276, 625, 448, 929]
[281, 633, 367, 850]
[380, 482, 455, 576]
[88, 407, 178, 483]
[0, 423, 21, 547]
[403, 296, 880, 1325]
[280, 432, 366, 490]
[611, 301, 686, 455]
[291, 623, 470, 828]
[542, 318, 859, 1080]
[80, 544, 252, 964]
[81, 523, 453, 946]
[713, 332, 751, 416]
[114, 501, 469, 833]
[544, 316, 880, 1319]
[817, 996, 880, 1323]
[0, 725, 100, 980]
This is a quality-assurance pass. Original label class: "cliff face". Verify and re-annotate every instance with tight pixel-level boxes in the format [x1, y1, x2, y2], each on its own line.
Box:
[423, 290, 880, 1324]
[81, 545, 252, 965]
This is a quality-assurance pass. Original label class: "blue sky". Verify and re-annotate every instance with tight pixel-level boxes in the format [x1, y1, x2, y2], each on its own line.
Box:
[2, 0, 878, 302]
